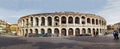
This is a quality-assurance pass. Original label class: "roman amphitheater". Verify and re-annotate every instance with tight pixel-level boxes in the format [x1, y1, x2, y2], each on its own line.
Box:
[18, 12, 107, 37]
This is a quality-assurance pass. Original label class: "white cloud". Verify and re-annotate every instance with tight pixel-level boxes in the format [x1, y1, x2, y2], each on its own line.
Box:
[97, 0, 120, 24]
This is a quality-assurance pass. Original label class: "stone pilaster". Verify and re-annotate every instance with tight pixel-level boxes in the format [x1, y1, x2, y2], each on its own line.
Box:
[73, 28, 76, 36]
[73, 17, 75, 26]
[52, 17, 54, 26]
[45, 17, 47, 26]
[66, 28, 68, 36]
[59, 28, 61, 37]
[33, 17, 36, 27]
[39, 17, 41, 27]
[59, 17, 61, 26]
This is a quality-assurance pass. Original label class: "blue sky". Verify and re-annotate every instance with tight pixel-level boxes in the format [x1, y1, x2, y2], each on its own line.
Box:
[0, 0, 119, 24]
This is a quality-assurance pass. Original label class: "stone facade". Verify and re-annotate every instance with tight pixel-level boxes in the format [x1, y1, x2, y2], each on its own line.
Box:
[18, 12, 107, 37]
[0, 20, 10, 33]
[10, 24, 18, 34]
[114, 22, 120, 32]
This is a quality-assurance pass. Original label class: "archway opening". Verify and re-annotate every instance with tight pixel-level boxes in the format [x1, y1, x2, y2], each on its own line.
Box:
[41, 29, 45, 34]
[87, 18, 91, 24]
[93, 28, 95, 36]
[36, 17, 39, 26]
[41, 17, 45, 26]
[68, 17, 73, 24]
[75, 28, 80, 36]
[30, 17, 33, 26]
[81, 16, 85, 24]
[30, 29, 33, 33]
[68, 28, 73, 36]
[48, 17, 52, 26]
[75, 17, 79, 24]
[82, 28, 86, 34]
[88, 28, 91, 33]
[61, 28, 66, 36]
[47, 28, 52, 36]
[54, 16, 59, 26]
[54, 28, 59, 37]
[61, 16, 66, 24]
[96, 19, 98, 25]
[35, 29, 39, 35]
[92, 19, 95, 24]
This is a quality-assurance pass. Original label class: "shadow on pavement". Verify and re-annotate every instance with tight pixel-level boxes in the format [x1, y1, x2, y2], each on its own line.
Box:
[33, 41, 120, 49]
[0, 37, 32, 47]
[33, 42, 84, 49]
[66, 36, 120, 43]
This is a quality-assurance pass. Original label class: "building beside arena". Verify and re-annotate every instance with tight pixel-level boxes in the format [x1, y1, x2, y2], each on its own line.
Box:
[0, 20, 10, 34]
[18, 12, 107, 37]
[114, 22, 120, 32]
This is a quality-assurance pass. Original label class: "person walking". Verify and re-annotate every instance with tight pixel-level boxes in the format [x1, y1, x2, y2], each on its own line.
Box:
[113, 30, 119, 40]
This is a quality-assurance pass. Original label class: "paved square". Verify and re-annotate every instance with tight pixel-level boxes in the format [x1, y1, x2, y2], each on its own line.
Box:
[0, 35, 120, 49]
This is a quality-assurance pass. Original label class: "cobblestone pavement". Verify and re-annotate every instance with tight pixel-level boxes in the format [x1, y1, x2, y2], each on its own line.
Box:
[0, 35, 120, 49]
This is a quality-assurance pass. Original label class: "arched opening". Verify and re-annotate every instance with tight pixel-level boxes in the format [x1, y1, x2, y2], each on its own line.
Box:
[61, 16, 66, 24]
[81, 16, 85, 24]
[26, 19, 29, 27]
[96, 19, 98, 25]
[88, 28, 91, 33]
[30, 29, 33, 33]
[20, 30, 21, 35]
[25, 29, 28, 37]
[35, 29, 39, 35]
[96, 29, 99, 35]
[68, 28, 73, 36]
[41, 29, 45, 34]
[75, 28, 80, 36]
[48, 17, 52, 26]
[54, 28, 59, 37]
[26, 29, 28, 34]
[41, 17, 45, 26]
[104, 21, 106, 25]
[92, 19, 95, 24]
[87, 18, 91, 24]
[54, 16, 59, 26]
[61, 28, 66, 36]
[36, 17, 39, 26]
[99, 20, 101, 25]
[29, 29, 33, 37]
[22, 29, 24, 36]
[30, 17, 33, 26]
[82, 28, 86, 34]
[93, 28, 95, 35]
[75, 17, 79, 24]
[82, 16, 85, 19]
[47, 28, 52, 36]
[102, 21, 104, 25]
[100, 29, 101, 33]
[68, 16, 73, 24]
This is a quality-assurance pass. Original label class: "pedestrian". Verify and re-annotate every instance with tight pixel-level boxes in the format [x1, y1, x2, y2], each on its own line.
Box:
[113, 30, 119, 40]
